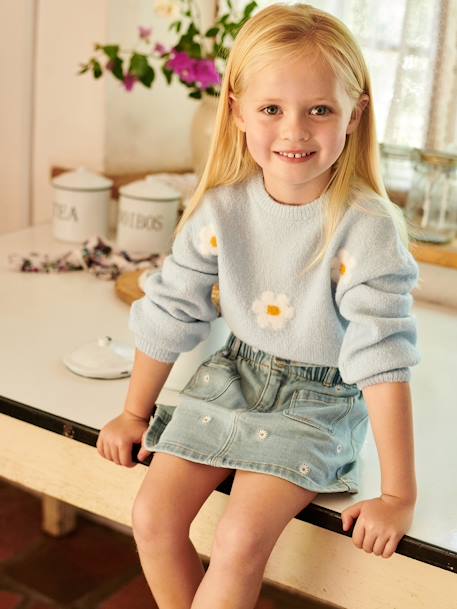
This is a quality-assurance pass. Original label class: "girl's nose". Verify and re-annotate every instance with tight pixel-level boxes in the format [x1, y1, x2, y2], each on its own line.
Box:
[281, 113, 312, 142]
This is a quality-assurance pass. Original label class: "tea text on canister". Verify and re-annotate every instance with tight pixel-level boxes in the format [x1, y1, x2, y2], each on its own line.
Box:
[53, 202, 79, 222]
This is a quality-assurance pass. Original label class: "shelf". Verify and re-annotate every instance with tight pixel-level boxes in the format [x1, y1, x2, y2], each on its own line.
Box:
[410, 238, 457, 270]
[50, 167, 457, 270]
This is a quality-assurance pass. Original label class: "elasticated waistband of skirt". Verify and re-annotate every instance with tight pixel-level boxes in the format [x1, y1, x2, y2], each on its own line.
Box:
[221, 332, 346, 387]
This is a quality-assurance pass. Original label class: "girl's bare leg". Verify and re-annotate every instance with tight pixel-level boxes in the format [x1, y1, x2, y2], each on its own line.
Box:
[131, 452, 233, 609]
[190, 470, 318, 609]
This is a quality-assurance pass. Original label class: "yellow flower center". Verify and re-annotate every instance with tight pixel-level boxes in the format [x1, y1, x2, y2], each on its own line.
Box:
[339, 262, 347, 275]
[210, 235, 218, 248]
[267, 304, 281, 316]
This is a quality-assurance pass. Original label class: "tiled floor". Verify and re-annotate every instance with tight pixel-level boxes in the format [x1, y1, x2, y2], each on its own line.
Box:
[0, 478, 334, 609]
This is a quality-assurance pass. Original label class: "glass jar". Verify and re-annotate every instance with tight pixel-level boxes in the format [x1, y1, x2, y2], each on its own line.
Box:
[404, 149, 457, 244]
[380, 143, 418, 205]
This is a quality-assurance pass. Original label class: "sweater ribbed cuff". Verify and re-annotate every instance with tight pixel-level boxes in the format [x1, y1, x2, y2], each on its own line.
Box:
[134, 336, 180, 364]
[356, 368, 411, 391]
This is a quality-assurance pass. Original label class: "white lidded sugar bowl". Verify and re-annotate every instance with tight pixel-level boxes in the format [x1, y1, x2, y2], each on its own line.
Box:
[117, 175, 181, 255]
[51, 166, 112, 243]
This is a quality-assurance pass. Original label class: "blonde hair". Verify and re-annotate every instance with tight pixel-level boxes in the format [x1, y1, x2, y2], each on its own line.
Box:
[174, 2, 409, 275]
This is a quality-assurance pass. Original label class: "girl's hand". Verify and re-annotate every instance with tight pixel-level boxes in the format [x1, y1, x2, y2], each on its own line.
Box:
[341, 494, 415, 558]
[96, 411, 152, 468]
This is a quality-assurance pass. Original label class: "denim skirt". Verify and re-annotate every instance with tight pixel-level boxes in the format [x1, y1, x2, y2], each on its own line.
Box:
[143, 332, 369, 494]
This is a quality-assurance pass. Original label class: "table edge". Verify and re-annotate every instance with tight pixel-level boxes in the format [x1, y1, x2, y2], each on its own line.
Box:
[1, 394, 455, 574]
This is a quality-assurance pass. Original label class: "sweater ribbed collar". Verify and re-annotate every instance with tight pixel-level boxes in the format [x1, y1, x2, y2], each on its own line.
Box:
[247, 171, 328, 220]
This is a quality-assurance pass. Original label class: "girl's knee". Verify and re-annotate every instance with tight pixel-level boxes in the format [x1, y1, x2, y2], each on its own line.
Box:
[131, 492, 157, 544]
[131, 491, 185, 546]
[211, 518, 271, 568]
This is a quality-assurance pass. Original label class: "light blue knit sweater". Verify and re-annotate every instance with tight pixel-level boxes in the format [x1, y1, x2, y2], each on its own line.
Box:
[128, 172, 421, 390]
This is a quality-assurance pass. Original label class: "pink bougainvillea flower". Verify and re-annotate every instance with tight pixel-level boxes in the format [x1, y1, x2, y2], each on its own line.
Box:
[166, 50, 197, 83]
[153, 42, 168, 57]
[123, 73, 138, 91]
[166, 50, 192, 71]
[138, 26, 152, 42]
[165, 50, 222, 90]
[194, 58, 221, 89]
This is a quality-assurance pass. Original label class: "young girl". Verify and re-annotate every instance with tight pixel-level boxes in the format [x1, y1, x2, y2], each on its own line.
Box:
[97, 3, 420, 608]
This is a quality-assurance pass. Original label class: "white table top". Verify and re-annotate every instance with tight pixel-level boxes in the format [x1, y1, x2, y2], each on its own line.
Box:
[1, 222, 456, 557]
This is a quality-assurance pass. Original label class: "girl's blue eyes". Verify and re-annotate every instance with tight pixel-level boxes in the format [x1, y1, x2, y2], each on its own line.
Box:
[261, 105, 331, 117]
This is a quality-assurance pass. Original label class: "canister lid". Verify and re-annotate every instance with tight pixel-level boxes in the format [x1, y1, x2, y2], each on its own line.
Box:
[51, 166, 113, 191]
[119, 175, 181, 201]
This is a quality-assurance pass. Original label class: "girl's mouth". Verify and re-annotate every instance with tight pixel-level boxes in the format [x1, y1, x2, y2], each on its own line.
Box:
[274, 151, 316, 163]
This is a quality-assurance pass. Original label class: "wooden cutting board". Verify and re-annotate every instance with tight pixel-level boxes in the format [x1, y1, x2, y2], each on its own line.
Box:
[115, 270, 221, 315]
[115, 270, 145, 305]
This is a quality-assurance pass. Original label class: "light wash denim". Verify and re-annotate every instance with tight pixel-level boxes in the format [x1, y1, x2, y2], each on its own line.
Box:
[144, 332, 369, 494]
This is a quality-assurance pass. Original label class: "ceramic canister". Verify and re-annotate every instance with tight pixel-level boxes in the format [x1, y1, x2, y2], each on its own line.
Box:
[117, 175, 181, 254]
[51, 167, 112, 242]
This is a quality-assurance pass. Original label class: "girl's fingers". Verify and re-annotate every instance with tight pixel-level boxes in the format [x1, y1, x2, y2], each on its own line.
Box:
[372, 534, 390, 556]
[137, 446, 152, 462]
[362, 531, 376, 553]
[104, 442, 116, 464]
[352, 522, 365, 549]
[112, 445, 121, 466]
[119, 443, 134, 468]
[96, 436, 103, 457]
[382, 536, 398, 559]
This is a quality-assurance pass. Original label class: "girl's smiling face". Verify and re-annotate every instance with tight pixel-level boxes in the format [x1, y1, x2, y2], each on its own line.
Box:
[229, 53, 369, 206]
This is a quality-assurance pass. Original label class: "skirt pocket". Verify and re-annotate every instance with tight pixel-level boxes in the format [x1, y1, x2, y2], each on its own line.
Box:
[143, 403, 176, 449]
[282, 386, 356, 436]
[179, 352, 241, 402]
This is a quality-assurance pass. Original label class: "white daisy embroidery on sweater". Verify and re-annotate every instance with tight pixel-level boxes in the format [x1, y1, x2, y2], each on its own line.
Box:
[198, 224, 219, 256]
[330, 248, 355, 285]
[251, 291, 295, 330]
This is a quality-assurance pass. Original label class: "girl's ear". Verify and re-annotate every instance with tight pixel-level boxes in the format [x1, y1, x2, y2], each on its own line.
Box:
[229, 93, 246, 132]
[346, 94, 369, 135]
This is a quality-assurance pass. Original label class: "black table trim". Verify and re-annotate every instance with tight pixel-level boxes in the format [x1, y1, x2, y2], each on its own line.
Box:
[1, 394, 455, 574]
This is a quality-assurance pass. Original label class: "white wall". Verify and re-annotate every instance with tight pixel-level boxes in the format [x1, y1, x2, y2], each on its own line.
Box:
[31, 0, 216, 226]
[2, 0, 212, 233]
[32, 0, 109, 226]
[0, 0, 35, 234]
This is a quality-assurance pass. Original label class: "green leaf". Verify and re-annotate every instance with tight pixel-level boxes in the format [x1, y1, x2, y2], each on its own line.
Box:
[78, 63, 90, 75]
[205, 26, 219, 37]
[205, 86, 219, 97]
[139, 66, 155, 87]
[189, 90, 202, 99]
[169, 20, 181, 33]
[110, 57, 124, 81]
[92, 59, 102, 79]
[187, 22, 200, 37]
[190, 42, 201, 56]
[161, 66, 173, 85]
[102, 45, 120, 60]
[243, 1, 258, 18]
[129, 53, 150, 78]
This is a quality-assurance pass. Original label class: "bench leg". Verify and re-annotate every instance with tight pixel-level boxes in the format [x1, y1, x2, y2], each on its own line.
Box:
[41, 494, 77, 537]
